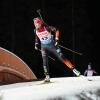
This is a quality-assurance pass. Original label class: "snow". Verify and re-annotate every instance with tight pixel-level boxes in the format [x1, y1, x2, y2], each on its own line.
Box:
[0, 76, 100, 100]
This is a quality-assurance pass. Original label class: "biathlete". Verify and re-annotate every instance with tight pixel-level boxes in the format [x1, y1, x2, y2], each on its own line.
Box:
[33, 17, 81, 82]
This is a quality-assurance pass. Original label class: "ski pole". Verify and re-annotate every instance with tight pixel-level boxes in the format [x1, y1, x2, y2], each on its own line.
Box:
[59, 45, 83, 56]
[38, 49, 55, 61]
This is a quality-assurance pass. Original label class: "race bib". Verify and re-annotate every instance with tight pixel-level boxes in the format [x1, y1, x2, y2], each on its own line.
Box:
[36, 30, 52, 44]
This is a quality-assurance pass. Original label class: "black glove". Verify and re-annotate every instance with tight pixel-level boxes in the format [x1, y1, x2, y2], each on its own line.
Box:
[35, 43, 39, 50]
[55, 40, 59, 47]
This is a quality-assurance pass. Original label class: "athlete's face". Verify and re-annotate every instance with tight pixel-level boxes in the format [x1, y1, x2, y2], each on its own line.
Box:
[33, 18, 42, 29]
[88, 65, 91, 69]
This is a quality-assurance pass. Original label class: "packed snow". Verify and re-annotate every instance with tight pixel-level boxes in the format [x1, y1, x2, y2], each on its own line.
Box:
[0, 76, 100, 100]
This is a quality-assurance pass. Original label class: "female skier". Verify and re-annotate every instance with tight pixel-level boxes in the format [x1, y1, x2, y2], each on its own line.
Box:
[33, 17, 81, 82]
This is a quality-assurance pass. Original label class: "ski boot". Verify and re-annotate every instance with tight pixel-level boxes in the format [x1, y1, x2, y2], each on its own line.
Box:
[44, 74, 50, 82]
[72, 68, 81, 77]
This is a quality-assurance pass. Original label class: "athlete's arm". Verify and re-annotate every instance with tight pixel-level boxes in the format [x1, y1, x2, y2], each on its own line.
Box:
[48, 26, 60, 41]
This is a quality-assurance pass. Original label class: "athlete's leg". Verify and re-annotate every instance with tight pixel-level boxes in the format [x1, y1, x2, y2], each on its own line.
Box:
[41, 45, 50, 82]
[48, 44, 81, 76]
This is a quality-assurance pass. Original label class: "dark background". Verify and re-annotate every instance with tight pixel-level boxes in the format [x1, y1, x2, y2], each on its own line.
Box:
[0, 0, 99, 79]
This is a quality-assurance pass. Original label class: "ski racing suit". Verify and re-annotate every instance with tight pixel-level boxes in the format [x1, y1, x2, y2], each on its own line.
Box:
[34, 24, 77, 76]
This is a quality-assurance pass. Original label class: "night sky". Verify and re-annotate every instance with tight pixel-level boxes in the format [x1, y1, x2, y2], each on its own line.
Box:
[0, 0, 100, 78]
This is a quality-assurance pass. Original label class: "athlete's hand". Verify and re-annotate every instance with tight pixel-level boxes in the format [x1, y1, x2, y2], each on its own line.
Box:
[35, 43, 39, 50]
[55, 40, 59, 47]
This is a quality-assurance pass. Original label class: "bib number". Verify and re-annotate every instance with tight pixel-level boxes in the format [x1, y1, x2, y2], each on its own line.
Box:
[42, 37, 48, 40]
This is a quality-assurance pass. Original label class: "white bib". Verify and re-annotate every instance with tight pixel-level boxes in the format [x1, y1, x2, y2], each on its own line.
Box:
[36, 29, 52, 44]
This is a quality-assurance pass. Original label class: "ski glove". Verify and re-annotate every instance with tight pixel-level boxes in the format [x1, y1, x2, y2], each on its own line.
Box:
[55, 40, 59, 47]
[35, 43, 39, 50]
